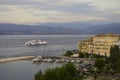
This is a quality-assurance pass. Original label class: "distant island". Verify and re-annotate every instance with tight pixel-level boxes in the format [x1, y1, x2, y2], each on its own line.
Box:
[0, 23, 120, 35]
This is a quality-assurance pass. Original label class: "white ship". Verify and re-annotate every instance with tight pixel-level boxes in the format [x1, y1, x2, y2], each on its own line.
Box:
[25, 40, 47, 46]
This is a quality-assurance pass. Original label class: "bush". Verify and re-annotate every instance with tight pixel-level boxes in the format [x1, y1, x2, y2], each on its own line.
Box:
[64, 62, 77, 77]
[110, 45, 120, 70]
[35, 70, 42, 80]
[94, 58, 105, 71]
[78, 52, 84, 58]
[64, 51, 73, 57]
[78, 52, 105, 58]
[35, 62, 83, 80]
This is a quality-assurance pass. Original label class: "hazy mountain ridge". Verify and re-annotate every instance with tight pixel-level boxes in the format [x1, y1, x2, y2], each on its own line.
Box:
[0, 23, 120, 35]
[86, 23, 120, 34]
[0, 23, 82, 35]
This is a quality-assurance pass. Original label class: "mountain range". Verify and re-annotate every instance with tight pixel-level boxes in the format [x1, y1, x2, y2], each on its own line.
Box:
[0, 23, 120, 35]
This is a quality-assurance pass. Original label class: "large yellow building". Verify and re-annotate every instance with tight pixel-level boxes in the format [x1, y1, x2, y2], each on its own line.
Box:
[78, 33, 120, 56]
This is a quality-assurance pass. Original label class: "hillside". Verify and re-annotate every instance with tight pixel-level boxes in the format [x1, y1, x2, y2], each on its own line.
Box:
[0, 24, 82, 35]
[0, 23, 120, 35]
[86, 23, 120, 34]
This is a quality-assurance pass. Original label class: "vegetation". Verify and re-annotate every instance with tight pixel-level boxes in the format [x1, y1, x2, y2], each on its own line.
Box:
[116, 59, 120, 72]
[35, 45, 120, 80]
[35, 70, 42, 80]
[109, 45, 120, 73]
[94, 58, 105, 71]
[78, 45, 120, 78]
[35, 62, 84, 80]
[78, 51, 84, 58]
[64, 50, 73, 57]
[92, 45, 120, 78]
[78, 51, 105, 59]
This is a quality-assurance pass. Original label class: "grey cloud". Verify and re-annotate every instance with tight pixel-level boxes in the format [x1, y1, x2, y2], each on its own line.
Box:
[0, 0, 58, 5]
[0, 0, 119, 23]
[26, 2, 101, 16]
[0, 7, 11, 12]
[105, 13, 120, 22]
[0, 0, 40, 5]
[0, 0, 103, 16]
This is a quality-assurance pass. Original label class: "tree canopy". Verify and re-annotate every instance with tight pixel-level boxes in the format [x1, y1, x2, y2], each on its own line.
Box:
[110, 45, 120, 71]
[94, 58, 105, 71]
[64, 50, 73, 57]
[35, 62, 83, 80]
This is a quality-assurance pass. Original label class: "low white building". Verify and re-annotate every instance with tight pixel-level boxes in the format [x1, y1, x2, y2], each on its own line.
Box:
[71, 54, 79, 58]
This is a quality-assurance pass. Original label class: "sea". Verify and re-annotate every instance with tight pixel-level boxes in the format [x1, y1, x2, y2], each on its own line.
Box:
[0, 35, 92, 80]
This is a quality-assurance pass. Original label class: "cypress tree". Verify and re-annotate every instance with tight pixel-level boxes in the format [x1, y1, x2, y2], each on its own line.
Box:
[110, 45, 120, 70]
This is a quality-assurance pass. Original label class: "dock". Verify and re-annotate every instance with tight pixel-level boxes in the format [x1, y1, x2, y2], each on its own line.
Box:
[0, 56, 35, 63]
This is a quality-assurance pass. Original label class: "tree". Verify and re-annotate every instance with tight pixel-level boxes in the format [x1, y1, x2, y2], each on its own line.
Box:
[64, 50, 73, 57]
[78, 51, 84, 58]
[35, 70, 42, 80]
[94, 58, 105, 71]
[64, 62, 77, 77]
[35, 62, 83, 80]
[116, 59, 120, 72]
[110, 45, 120, 70]
[41, 67, 72, 80]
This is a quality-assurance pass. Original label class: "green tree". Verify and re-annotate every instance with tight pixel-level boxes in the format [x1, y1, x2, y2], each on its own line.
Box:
[116, 59, 120, 72]
[78, 51, 84, 58]
[64, 50, 73, 57]
[35, 62, 83, 80]
[64, 62, 77, 77]
[110, 45, 120, 70]
[41, 67, 72, 80]
[35, 70, 42, 80]
[94, 58, 105, 71]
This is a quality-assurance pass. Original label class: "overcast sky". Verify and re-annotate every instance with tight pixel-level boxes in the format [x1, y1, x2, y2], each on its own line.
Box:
[0, 0, 120, 24]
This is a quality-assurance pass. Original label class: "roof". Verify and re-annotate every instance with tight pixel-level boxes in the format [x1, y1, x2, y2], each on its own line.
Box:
[94, 33, 120, 37]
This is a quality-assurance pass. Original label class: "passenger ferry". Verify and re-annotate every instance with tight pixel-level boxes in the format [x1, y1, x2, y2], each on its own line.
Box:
[25, 40, 47, 46]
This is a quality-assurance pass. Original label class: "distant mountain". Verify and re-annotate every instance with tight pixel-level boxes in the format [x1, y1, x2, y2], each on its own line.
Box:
[40, 22, 94, 30]
[0, 23, 120, 35]
[86, 23, 120, 34]
[0, 23, 82, 35]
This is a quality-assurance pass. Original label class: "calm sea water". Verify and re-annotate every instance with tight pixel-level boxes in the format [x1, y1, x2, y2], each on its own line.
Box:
[0, 35, 91, 80]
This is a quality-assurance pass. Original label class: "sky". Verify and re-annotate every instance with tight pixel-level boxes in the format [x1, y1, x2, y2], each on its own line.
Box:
[0, 0, 120, 24]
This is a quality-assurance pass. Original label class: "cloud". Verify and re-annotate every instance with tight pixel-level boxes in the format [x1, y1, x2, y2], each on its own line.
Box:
[0, 5, 107, 24]
[0, 0, 120, 24]
[90, 0, 120, 10]
[0, 0, 98, 14]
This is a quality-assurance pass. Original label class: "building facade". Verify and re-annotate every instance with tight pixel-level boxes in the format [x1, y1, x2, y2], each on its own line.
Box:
[113, 41, 120, 48]
[78, 33, 120, 56]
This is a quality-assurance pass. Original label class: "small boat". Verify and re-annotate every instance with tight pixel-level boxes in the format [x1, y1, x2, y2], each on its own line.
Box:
[55, 59, 60, 62]
[60, 59, 65, 62]
[25, 40, 47, 46]
[47, 58, 53, 62]
[43, 59, 48, 62]
[65, 60, 70, 62]
[32, 56, 42, 62]
[71, 60, 75, 63]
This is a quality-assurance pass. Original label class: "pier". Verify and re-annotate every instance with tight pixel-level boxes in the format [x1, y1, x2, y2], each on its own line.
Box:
[0, 55, 94, 63]
[0, 56, 35, 63]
